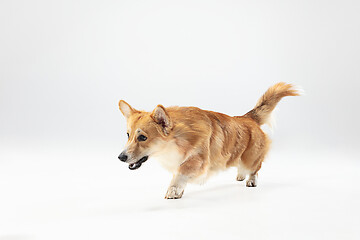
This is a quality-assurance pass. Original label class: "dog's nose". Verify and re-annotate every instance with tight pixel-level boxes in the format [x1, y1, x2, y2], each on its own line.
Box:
[118, 152, 128, 162]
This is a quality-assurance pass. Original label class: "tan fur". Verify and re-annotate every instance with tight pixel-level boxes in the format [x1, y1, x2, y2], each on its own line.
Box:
[244, 82, 300, 125]
[118, 82, 300, 199]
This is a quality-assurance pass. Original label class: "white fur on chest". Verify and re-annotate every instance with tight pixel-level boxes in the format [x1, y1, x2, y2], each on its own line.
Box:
[152, 141, 184, 174]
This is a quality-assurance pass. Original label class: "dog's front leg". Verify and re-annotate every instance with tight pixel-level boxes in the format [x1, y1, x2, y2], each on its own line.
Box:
[164, 174, 188, 199]
[165, 154, 207, 199]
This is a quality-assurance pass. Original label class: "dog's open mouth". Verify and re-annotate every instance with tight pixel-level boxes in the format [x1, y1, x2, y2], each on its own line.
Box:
[128, 156, 149, 170]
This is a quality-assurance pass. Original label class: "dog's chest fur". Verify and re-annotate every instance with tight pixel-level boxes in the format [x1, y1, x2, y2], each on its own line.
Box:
[152, 141, 184, 173]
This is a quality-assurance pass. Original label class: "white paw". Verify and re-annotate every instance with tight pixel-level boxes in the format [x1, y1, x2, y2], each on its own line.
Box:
[246, 179, 257, 187]
[236, 175, 246, 181]
[165, 186, 184, 199]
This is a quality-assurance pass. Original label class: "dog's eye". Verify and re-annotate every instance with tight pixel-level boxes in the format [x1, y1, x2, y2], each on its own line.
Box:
[127, 133, 129, 139]
[137, 135, 147, 142]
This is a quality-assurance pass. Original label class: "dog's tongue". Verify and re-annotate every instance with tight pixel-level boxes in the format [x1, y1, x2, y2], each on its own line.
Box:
[129, 162, 142, 170]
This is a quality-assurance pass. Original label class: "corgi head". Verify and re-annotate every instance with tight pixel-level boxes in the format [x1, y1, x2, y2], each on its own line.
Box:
[118, 100, 172, 170]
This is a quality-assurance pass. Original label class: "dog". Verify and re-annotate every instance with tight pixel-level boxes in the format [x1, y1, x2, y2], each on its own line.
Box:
[118, 82, 300, 199]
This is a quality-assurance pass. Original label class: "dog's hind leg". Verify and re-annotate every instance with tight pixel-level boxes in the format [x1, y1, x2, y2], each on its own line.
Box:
[246, 172, 258, 187]
[241, 132, 270, 187]
[245, 156, 264, 187]
[236, 163, 248, 181]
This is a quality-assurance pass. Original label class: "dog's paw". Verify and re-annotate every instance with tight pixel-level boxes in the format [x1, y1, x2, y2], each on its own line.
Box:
[165, 186, 184, 199]
[246, 179, 257, 187]
[246, 174, 257, 187]
[236, 175, 246, 181]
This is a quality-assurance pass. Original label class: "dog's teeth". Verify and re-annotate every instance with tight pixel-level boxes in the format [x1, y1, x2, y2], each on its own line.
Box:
[129, 163, 142, 170]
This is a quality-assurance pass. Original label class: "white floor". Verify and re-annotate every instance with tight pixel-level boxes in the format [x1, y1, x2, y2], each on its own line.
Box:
[1, 142, 359, 240]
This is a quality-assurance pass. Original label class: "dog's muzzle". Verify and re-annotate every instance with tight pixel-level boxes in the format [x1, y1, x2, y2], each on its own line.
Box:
[128, 156, 149, 170]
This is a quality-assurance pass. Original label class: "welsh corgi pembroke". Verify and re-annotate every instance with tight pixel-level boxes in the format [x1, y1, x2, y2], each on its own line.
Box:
[118, 82, 300, 199]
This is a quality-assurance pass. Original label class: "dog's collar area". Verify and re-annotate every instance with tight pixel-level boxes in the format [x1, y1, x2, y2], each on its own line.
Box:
[128, 156, 149, 170]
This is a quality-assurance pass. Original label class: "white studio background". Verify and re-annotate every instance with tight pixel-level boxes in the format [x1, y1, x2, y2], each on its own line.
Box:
[1, 1, 359, 240]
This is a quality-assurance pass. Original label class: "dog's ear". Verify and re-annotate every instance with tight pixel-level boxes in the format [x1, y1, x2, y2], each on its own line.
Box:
[151, 105, 173, 135]
[119, 100, 137, 119]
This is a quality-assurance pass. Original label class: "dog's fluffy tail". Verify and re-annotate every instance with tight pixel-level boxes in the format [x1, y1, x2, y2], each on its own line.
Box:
[244, 82, 301, 126]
